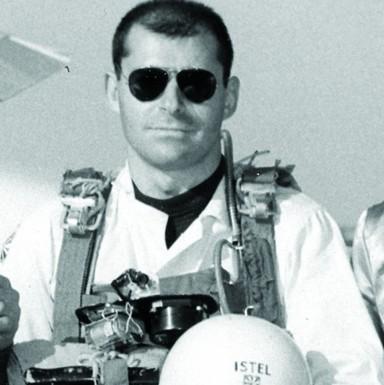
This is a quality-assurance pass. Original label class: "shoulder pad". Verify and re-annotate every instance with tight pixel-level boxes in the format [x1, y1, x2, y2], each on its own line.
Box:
[59, 168, 113, 235]
[234, 162, 301, 191]
[60, 168, 112, 198]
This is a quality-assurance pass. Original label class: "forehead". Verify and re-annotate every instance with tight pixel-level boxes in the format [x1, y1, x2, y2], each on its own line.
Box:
[121, 24, 222, 72]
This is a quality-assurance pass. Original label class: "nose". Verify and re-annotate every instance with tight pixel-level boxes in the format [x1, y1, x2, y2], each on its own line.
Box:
[159, 77, 185, 113]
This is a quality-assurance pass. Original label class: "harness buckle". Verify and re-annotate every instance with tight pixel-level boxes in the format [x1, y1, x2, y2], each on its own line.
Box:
[60, 169, 111, 235]
[61, 195, 104, 235]
[236, 178, 277, 219]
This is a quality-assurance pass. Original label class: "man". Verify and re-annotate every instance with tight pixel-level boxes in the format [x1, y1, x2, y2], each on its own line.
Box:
[0, 1, 383, 384]
[352, 202, 384, 344]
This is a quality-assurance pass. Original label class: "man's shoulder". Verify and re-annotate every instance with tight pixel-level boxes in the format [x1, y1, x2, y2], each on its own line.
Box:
[233, 160, 327, 226]
[273, 187, 344, 249]
[275, 186, 323, 219]
[22, 166, 124, 228]
[273, 186, 341, 237]
[0, 198, 63, 266]
[12, 199, 63, 242]
[361, 201, 384, 239]
[366, 201, 384, 222]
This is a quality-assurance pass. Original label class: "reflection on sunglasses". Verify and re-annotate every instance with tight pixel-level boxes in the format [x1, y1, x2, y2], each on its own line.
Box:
[125, 67, 217, 103]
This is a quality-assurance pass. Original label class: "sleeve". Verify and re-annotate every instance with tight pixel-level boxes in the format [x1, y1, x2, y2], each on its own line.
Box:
[0, 201, 63, 344]
[284, 208, 384, 385]
[351, 210, 384, 340]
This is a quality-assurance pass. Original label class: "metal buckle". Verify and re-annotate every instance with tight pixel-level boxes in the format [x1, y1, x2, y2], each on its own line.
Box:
[237, 179, 277, 219]
[61, 195, 104, 235]
[60, 169, 111, 235]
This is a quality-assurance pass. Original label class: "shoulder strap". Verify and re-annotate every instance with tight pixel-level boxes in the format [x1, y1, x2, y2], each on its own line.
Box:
[235, 161, 299, 328]
[52, 168, 112, 343]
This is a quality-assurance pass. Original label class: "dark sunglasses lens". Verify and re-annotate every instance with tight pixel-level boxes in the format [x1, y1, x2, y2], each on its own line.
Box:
[129, 68, 168, 101]
[177, 69, 216, 103]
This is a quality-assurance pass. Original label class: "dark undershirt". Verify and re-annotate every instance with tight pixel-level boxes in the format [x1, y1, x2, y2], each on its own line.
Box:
[133, 157, 225, 248]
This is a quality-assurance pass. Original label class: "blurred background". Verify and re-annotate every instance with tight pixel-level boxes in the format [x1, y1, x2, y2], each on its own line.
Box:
[1, 0, 383, 245]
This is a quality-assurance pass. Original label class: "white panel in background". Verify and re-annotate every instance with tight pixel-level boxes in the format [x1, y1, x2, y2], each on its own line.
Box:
[0, 33, 69, 102]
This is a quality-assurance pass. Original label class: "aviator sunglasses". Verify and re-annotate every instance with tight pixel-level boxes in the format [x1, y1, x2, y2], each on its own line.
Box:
[126, 67, 217, 103]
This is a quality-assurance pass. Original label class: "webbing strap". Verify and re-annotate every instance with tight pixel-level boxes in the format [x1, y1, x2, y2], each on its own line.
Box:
[52, 231, 96, 343]
[240, 215, 285, 328]
[52, 168, 112, 343]
[234, 164, 296, 328]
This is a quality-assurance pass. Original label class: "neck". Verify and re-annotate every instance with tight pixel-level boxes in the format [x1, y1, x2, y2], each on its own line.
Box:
[127, 152, 222, 199]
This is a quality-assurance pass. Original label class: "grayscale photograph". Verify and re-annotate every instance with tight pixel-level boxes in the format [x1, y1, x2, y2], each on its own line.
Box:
[1, 1, 384, 384]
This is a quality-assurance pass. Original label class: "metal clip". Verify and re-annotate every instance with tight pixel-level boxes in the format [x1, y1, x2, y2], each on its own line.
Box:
[237, 178, 277, 219]
[60, 169, 111, 235]
[244, 305, 255, 316]
[61, 195, 105, 235]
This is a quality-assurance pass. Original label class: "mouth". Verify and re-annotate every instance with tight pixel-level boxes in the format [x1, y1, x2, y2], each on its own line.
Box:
[149, 126, 194, 133]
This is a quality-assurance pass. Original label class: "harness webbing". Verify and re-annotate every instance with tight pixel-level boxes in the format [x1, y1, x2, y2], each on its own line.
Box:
[240, 215, 285, 327]
[52, 168, 112, 343]
[234, 162, 298, 328]
[52, 231, 97, 343]
[52, 161, 297, 342]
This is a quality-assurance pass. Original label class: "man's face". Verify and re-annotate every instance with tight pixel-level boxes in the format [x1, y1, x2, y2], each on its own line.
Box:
[109, 24, 238, 171]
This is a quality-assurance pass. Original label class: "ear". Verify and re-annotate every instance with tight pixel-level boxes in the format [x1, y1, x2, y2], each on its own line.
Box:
[105, 71, 120, 113]
[223, 75, 240, 120]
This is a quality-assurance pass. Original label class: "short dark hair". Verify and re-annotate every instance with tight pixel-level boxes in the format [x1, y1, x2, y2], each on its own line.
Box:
[112, 0, 234, 85]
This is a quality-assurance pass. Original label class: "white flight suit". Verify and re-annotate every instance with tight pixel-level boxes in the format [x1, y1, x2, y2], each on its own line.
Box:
[1, 164, 383, 384]
[352, 202, 384, 339]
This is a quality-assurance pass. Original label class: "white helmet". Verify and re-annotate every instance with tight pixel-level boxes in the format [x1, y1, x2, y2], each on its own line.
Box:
[159, 314, 312, 385]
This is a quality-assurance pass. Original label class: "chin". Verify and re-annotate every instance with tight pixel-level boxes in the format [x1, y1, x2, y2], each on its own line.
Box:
[148, 150, 206, 171]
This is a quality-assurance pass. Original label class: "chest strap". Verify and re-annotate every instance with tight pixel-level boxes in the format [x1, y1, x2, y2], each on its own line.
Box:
[53, 168, 112, 343]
